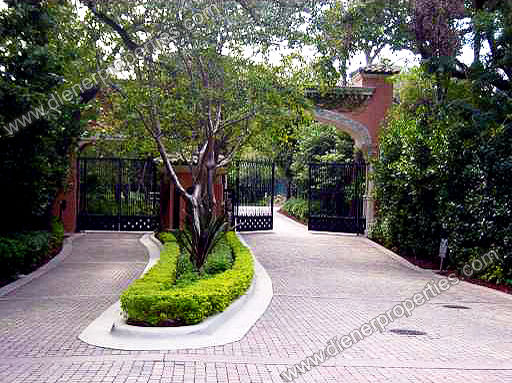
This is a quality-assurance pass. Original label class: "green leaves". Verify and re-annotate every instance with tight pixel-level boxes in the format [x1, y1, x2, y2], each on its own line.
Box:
[311, 0, 411, 84]
[373, 66, 512, 285]
[175, 210, 228, 271]
[120, 231, 254, 326]
[0, 1, 93, 231]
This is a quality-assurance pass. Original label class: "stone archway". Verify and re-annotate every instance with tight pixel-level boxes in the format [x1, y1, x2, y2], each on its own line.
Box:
[308, 65, 400, 235]
[313, 108, 375, 235]
[314, 108, 373, 158]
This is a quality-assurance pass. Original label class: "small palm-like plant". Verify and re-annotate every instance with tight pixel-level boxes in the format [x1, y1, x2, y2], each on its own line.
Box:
[176, 209, 228, 272]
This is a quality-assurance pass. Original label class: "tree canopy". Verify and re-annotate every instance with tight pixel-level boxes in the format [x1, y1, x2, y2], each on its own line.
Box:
[0, 0, 95, 231]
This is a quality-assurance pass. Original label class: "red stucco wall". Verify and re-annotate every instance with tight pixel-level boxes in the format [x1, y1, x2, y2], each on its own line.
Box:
[157, 169, 225, 231]
[51, 156, 78, 233]
[346, 73, 395, 153]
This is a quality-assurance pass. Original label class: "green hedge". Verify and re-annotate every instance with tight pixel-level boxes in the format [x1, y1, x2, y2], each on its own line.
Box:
[120, 232, 254, 326]
[0, 218, 64, 282]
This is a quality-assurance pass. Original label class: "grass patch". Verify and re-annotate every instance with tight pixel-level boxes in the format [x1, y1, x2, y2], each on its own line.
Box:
[120, 231, 253, 326]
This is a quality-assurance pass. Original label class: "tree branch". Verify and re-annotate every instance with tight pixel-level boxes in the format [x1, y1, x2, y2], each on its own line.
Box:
[82, 0, 140, 51]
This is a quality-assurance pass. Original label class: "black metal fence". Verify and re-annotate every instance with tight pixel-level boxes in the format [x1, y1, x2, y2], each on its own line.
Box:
[227, 160, 275, 231]
[78, 157, 160, 231]
[308, 161, 366, 234]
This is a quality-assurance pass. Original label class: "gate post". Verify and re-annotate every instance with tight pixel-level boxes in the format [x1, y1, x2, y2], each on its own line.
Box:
[364, 163, 375, 237]
[271, 162, 275, 230]
[51, 153, 79, 233]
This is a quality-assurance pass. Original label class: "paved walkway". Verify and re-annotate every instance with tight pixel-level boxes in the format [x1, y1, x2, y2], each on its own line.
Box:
[1, 217, 512, 382]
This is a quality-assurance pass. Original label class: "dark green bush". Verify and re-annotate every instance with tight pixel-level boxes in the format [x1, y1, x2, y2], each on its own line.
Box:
[372, 69, 512, 285]
[0, 219, 64, 282]
[281, 198, 308, 222]
[0, 237, 27, 280]
[120, 232, 253, 326]
[50, 218, 65, 250]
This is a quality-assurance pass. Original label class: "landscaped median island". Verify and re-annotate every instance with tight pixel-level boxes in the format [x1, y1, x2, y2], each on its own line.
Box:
[120, 232, 254, 327]
[78, 230, 272, 350]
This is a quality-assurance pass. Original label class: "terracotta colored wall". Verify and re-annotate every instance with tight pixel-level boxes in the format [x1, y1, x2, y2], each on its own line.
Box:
[51, 156, 78, 233]
[346, 73, 394, 154]
[160, 169, 225, 231]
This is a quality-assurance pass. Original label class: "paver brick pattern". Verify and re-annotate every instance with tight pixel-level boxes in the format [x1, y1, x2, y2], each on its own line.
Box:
[0, 219, 511, 382]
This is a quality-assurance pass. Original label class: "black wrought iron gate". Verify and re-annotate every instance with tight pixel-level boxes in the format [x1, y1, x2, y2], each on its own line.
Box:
[228, 160, 275, 231]
[78, 158, 160, 231]
[308, 161, 366, 234]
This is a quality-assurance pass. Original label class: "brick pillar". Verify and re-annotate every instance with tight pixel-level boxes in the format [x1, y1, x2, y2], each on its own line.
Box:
[51, 154, 78, 233]
[160, 169, 172, 231]
[160, 167, 226, 231]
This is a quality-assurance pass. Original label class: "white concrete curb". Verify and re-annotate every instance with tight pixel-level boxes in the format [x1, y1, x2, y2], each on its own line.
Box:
[0, 234, 82, 297]
[78, 233, 273, 350]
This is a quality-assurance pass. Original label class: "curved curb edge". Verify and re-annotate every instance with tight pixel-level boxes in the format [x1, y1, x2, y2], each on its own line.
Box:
[0, 234, 82, 297]
[78, 232, 273, 350]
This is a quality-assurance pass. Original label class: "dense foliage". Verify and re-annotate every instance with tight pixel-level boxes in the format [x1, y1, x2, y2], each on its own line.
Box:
[368, 0, 512, 285]
[250, 118, 355, 199]
[0, 218, 64, 283]
[291, 122, 355, 191]
[0, 0, 94, 232]
[311, 0, 411, 84]
[373, 67, 512, 285]
[281, 198, 308, 223]
[121, 232, 253, 326]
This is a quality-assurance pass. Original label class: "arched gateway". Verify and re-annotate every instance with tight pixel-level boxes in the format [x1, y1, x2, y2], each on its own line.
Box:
[308, 65, 400, 234]
[52, 65, 398, 236]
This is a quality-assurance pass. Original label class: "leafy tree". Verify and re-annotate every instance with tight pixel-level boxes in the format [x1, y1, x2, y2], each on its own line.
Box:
[82, 0, 313, 267]
[0, 0, 95, 232]
[311, 0, 411, 85]
[244, 56, 318, 197]
[291, 122, 355, 191]
[374, 65, 512, 283]
[315, 0, 512, 284]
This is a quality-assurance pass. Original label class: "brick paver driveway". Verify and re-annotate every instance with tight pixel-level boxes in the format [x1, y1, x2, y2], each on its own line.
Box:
[1, 218, 512, 382]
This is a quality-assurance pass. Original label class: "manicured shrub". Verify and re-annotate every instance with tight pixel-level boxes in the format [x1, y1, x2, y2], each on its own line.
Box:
[0, 237, 27, 280]
[120, 232, 253, 326]
[157, 231, 178, 244]
[50, 217, 65, 250]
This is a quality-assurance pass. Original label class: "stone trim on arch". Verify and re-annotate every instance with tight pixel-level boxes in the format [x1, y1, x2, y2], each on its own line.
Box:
[313, 108, 373, 157]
